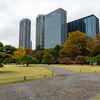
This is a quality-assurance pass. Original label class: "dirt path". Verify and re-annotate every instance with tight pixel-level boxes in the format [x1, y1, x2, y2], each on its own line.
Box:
[0, 66, 100, 100]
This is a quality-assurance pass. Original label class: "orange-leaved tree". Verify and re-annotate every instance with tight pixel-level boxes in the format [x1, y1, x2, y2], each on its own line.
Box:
[12, 46, 26, 60]
[59, 31, 89, 59]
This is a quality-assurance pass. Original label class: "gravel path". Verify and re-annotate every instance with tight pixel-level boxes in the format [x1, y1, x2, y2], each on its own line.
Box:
[0, 66, 100, 100]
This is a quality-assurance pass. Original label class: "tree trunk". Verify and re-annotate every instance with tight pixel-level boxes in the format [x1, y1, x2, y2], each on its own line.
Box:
[27, 63, 29, 67]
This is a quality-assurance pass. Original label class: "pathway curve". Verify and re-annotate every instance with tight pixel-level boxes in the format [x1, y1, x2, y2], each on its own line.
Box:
[0, 66, 100, 100]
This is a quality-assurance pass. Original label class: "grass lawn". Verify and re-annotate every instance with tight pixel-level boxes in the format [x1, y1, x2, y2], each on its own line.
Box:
[0, 64, 52, 86]
[94, 96, 100, 100]
[45, 64, 100, 73]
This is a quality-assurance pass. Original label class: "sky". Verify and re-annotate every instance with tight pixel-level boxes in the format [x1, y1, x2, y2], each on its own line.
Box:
[0, 0, 100, 49]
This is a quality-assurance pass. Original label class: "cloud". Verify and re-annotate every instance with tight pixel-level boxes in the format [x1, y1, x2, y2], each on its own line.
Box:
[0, 0, 100, 49]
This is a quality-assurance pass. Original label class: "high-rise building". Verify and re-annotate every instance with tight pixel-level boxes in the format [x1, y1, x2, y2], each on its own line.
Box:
[36, 8, 67, 49]
[19, 18, 32, 49]
[68, 15, 99, 38]
[36, 15, 45, 48]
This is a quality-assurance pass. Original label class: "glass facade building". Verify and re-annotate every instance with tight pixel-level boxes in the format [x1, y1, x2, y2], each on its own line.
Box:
[36, 8, 67, 49]
[36, 15, 45, 48]
[19, 18, 32, 49]
[68, 15, 99, 38]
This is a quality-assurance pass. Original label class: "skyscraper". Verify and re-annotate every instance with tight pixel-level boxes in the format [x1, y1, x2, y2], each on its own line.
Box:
[19, 18, 32, 49]
[68, 15, 99, 38]
[36, 15, 45, 48]
[36, 8, 67, 49]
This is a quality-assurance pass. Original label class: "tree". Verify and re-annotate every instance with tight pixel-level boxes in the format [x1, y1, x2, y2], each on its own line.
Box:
[95, 54, 100, 65]
[0, 53, 4, 63]
[0, 42, 4, 52]
[86, 34, 100, 56]
[25, 48, 32, 55]
[86, 57, 98, 66]
[59, 31, 89, 59]
[59, 57, 72, 64]
[5, 45, 17, 54]
[0, 42, 3, 47]
[18, 55, 39, 66]
[92, 34, 100, 56]
[28, 50, 40, 60]
[36, 45, 45, 51]
[12, 46, 26, 60]
[0, 63, 3, 68]
[53, 45, 62, 63]
[3, 57, 14, 64]
[42, 52, 55, 64]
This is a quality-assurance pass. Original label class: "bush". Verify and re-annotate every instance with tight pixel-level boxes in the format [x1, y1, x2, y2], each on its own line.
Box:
[59, 57, 72, 65]
[75, 56, 85, 64]
[86, 57, 98, 66]
[0, 63, 4, 68]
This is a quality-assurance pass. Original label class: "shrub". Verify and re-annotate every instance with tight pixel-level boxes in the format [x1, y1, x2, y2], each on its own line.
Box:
[86, 57, 98, 66]
[75, 56, 85, 64]
[59, 57, 72, 65]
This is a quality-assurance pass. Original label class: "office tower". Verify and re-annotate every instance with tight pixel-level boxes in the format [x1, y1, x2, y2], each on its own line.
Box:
[19, 18, 32, 49]
[36, 8, 67, 49]
[68, 15, 99, 38]
[36, 15, 45, 48]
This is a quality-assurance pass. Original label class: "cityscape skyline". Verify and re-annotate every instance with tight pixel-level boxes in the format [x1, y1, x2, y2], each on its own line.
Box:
[0, 0, 100, 49]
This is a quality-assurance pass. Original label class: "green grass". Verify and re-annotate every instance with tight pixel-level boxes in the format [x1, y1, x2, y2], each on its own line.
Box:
[0, 64, 52, 86]
[94, 96, 100, 100]
[44, 64, 100, 73]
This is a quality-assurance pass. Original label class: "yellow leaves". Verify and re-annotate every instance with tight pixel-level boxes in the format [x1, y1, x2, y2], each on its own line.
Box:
[12, 46, 26, 60]
[60, 31, 89, 58]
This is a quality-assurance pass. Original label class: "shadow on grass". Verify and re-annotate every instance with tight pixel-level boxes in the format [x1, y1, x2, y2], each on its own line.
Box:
[0, 71, 16, 74]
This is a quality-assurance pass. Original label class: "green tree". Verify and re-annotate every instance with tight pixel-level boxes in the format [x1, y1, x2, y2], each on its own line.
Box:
[36, 45, 45, 51]
[3, 57, 14, 64]
[0, 42, 4, 52]
[42, 52, 55, 64]
[0, 63, 3, 68]
[5, 45, 17, 54]
[86, 57, 98, 66]
[0, 53, 4, 63]
[18, 55, 39, 66]
[96, 54, 100, 65]
[0, 42, 3, 47]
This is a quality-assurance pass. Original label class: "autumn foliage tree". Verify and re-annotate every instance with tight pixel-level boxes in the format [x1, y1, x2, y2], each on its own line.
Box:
[59, 31, 89, 59]
[25, 48, 32, 55]
[12, 46, 26, 60]
[28, 50, 40, 60]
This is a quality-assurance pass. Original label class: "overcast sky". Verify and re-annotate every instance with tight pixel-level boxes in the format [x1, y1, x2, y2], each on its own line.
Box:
[0, 0, 100, 49]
